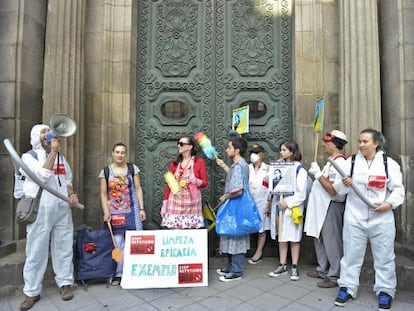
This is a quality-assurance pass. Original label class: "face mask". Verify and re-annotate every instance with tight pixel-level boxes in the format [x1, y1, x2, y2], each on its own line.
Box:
[250, 153, 260, 163]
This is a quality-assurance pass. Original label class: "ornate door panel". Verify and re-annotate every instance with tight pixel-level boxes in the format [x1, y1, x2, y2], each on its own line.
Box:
[136, 0, 292, 229]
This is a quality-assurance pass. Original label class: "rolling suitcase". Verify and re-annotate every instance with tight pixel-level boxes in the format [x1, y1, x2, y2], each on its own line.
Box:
[74, 225, 116, 290]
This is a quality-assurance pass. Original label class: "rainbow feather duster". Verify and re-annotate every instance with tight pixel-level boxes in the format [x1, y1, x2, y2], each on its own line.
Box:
[194, 132, 218, 159]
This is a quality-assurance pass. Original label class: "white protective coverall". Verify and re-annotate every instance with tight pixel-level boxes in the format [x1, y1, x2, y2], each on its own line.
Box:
[21, 124, 74, 297]
[333, 151, 405, 298]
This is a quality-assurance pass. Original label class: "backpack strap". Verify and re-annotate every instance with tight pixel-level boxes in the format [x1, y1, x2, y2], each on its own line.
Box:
[26, 150, 38, 160]
[383, 153, 388, 178]
[127, 163, 135, 186]
[350, 154, 356, 177]
[350, 153, 388, 178]
[296, 164, 304, 175]
[104, 166, 109, 186]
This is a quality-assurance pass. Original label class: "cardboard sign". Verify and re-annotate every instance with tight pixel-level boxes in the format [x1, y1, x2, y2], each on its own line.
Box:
[121, 229, 208, 289]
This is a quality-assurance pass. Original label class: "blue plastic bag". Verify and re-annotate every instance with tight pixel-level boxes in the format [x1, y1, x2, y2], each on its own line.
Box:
[215, 189, 262, 237]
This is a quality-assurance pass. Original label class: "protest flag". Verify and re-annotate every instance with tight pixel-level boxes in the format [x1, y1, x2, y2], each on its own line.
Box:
[313, 97, 325, 161]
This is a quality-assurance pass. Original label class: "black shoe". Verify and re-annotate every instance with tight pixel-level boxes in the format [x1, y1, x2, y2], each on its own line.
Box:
[219, 274, 242, 282]
[216, 268, 229, 276]
[334, 287, 352, 307]
[378, 292, 392, 310]
[268, 264, 288, 277]
[111, 277, 122, 286]
[247, 256, 263, 265]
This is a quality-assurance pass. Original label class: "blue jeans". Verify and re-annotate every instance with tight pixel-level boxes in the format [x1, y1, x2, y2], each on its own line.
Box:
[229, 253, 245, 277]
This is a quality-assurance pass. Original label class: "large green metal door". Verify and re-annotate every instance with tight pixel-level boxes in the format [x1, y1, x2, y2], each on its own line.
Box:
[136, 0, 293, 230]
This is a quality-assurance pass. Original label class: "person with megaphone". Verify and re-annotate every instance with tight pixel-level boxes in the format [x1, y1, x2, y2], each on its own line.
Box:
[19, 122, 79, 311]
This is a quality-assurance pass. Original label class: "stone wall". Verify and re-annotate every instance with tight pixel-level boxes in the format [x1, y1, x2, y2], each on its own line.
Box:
[294, 0, 340, 168]
[0, 0, 47, 244]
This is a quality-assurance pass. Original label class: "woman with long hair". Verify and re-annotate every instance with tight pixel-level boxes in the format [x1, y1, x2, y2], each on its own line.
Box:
[161, 136, 208, 229]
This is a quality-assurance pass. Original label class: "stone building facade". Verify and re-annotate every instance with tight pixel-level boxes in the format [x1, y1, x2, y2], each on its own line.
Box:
[0, 0, 413, 292]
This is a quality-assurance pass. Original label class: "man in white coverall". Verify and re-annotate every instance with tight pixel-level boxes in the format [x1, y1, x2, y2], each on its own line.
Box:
[20, 124, 78, 311]
[331, 129, 405, 311]
[305, 130, 348, 288]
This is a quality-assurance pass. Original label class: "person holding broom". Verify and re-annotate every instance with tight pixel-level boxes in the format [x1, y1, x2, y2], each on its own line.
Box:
[100, 142, 146, 285]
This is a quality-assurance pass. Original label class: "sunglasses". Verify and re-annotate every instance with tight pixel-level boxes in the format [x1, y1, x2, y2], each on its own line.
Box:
[177, 141, 191, 147]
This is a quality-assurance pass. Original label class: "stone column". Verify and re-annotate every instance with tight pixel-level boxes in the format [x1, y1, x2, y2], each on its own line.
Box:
[294, 0, 340, 165]
[42, 0, 85, 207]
[83, 0, 137, 227]
[339, 0, 381, 153]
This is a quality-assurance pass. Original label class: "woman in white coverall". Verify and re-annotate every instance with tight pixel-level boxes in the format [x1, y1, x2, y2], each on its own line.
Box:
[332, 129, 405, 311]
[20, 124, 78, 311]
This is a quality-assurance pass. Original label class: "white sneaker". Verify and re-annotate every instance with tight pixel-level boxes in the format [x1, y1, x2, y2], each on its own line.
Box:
[269, 264, 288, 277]
[290, 266, 300, 281]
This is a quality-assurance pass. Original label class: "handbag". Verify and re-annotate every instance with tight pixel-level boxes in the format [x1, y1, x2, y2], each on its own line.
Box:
[16, 188, 43, 224]
[215, 188, 262, 237]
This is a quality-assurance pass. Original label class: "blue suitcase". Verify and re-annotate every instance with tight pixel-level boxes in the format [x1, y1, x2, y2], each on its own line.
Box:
[74, 225, 116, 289]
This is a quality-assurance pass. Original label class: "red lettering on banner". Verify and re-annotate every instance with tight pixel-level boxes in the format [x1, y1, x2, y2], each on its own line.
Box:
[368, 175, 386, 189]
[178, 263, 203, 284]
[130, 235, 155, 255]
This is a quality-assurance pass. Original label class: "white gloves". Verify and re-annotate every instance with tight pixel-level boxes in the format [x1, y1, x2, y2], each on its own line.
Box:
[309, 162, 323, 180]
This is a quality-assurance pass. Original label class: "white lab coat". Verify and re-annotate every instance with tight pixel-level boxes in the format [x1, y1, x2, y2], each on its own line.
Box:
[249, 162, 271, 232]
[270, 161, 307, 242]
[304, 156, 347, 238]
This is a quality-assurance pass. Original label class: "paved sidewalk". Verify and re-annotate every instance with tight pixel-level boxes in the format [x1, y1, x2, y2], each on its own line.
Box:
[1, 257, 413, 311]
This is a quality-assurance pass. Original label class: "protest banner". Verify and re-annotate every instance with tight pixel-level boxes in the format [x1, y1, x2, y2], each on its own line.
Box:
[121, 229, 208, 289]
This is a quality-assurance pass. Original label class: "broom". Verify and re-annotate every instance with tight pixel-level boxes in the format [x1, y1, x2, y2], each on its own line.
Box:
[106, 221, 123, 262]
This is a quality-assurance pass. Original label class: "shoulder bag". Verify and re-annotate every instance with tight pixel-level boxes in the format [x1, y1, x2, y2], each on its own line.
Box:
[16, 188, 43, 224]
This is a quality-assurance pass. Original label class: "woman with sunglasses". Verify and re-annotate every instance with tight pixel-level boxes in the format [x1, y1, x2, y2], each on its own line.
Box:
[161, 136, 208, 229]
